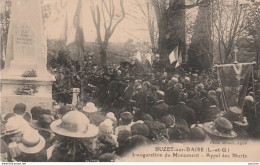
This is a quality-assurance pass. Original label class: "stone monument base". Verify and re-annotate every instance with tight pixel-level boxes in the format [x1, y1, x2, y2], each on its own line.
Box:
[1, 74, 55, 115]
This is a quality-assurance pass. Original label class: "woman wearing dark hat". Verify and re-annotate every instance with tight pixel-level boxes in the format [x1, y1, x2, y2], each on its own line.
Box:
[31, 106, 45, 120]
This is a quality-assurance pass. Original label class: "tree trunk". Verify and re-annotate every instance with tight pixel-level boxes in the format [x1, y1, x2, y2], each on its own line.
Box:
[99, 42, 108, 66]
[100, 48, 107, 66]
[157, 0, 186, 72]
[158, 16, 169, 71]
[187, 2, 212, 72]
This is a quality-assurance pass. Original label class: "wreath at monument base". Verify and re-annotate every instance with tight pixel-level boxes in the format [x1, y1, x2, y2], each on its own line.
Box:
[22, 69, 37, 77]
[15, 85, 38, 95]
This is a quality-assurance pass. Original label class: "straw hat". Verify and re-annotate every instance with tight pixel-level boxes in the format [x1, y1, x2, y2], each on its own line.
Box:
[83, 102, 98, 113]
[203, 117, 237, 139]
[50, 111, 98, 138]
[5, 118, 22, 135]
[18, 130, 46, 154]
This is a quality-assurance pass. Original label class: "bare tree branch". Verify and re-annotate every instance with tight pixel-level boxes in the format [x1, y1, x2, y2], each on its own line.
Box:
[108, 0, 125, 39]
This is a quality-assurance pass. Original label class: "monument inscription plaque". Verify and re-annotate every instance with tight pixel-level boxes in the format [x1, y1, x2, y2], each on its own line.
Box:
[14, 23, 35, 60]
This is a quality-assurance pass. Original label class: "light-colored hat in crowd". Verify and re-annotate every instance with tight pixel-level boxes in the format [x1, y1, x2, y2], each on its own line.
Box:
[83, 102, 98, 113]
[163, 72, 167, 76]
[18, 130, 46, 154]
[196, 83, 205, 90]
[208, 90, 216, 97]
[8, 115, 33, 133]
[99, 119, 114, 135]
[174, 83, 183, 90]
[173, 74, 180, 78]
[106, 112, 116, 122]
[245, 96, 254, 102]
[184, 76, 190, 82]
[170, 77, 178, 83]
[106, 112, 117, 126]
[50, 110, 98, 138]
[216, 88, 222, 93]
[5, 118, 23, 136]
[142, 81, 151, 88]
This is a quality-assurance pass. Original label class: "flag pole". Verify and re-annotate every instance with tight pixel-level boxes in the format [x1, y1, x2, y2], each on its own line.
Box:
[252, 66, 257, 117]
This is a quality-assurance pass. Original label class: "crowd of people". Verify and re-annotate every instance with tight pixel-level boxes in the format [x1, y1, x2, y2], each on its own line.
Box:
[1, 53, 260, 162]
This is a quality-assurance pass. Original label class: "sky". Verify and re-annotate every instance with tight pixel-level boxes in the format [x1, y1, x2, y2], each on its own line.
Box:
[44, 0, 153, 43]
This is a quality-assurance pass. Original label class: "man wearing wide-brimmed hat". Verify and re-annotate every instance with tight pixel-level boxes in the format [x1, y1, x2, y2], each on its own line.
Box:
[49, 110, 98, 161]
[202, 117, 237, 140]
[16, 129, 47, 162]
